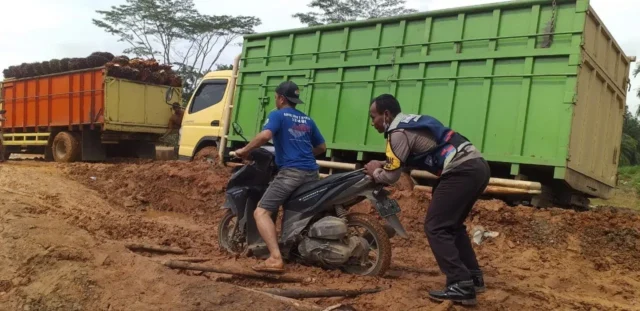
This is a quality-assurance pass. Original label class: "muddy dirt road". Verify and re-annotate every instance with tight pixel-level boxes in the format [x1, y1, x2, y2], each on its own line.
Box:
[0, 160, 639, 311]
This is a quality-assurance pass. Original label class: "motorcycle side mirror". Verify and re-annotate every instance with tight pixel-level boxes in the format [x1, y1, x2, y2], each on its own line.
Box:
[232, 122, 248, 142]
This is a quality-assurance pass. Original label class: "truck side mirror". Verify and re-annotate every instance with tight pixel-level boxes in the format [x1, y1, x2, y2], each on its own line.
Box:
[232, 122, 243, 136]
[165, 87, 174, 103]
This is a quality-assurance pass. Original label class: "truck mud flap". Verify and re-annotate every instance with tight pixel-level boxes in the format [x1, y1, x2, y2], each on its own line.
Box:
[136, 142, 157, 160]
[81, 130, 106, 162]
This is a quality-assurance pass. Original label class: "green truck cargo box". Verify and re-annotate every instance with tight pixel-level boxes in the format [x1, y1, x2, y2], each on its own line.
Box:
[227, 0, 633, 200]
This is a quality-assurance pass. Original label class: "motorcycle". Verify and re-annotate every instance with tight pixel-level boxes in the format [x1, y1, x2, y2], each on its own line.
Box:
[218, 123, 408, 276]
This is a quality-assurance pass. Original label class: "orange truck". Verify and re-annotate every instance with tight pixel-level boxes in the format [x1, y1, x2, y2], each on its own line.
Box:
[0, 67, 181, 162]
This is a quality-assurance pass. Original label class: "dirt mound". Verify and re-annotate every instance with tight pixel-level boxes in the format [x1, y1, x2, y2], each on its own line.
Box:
[4, 161, 628, 310]
[63, 160, 230, 217]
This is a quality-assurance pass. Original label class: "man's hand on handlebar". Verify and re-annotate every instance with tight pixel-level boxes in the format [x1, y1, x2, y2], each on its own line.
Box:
[364, 160, 385, 177]
[234, 147, 250, 160]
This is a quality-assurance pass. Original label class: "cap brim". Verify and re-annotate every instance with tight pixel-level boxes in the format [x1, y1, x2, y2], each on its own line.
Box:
[286, 96, 304, 104]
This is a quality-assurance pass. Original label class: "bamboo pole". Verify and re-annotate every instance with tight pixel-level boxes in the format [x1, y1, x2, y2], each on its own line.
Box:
[316, 160, 357, 170]
[219, 54, 241, 165]
[414, 185, 541, 195]
[410, 170, 542, 191]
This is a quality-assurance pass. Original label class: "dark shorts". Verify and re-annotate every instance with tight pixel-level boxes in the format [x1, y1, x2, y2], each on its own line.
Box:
[258, 167, 319, 212]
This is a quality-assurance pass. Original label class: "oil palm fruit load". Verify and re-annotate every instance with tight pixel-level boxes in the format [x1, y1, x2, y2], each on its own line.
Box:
[2, 52, 182, 87]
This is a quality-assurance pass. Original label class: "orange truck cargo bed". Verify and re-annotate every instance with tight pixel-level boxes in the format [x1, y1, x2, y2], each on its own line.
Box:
[2, 68, 106, 130]
[1, 67, 182, 162]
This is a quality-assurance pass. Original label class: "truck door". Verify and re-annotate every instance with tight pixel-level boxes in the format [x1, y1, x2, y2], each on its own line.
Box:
[179, 76, 231, 158]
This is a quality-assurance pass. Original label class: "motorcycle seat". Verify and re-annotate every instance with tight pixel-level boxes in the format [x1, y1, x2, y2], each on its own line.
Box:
[289, 170, 364, 199]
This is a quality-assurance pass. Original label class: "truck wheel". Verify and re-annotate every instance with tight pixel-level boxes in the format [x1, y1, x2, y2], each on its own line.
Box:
[52, 132, 80, 162]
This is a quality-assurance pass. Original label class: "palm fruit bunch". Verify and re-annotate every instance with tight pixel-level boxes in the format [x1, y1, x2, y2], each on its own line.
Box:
[86, 51, 113, 68]
[3, 52, 183, 87]
[143, 58, 159, 71]
[140, 68, 153, 82]
[3, 66, 20, 78]
[112, 56, 130, 66]
[40, 61, 52, 75]
[128, 58, 144, 69]
[105, 62, 124, 79]
[103, 55, 182, 87]
[21, 63, 35, 77]
[168, 75, 183, 87]
[59, 58, 70, 72]
[90, 52, 115, 61]
[68, 58, 89, 71]
[49, 59, 61, 73]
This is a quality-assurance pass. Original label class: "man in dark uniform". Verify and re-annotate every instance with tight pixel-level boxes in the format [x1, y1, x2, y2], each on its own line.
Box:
[364, 94, 490, 306]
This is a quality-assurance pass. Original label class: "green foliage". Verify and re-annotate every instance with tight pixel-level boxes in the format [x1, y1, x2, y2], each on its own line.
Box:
[93, 0, 260, 99]
[293, 0, 418, 26]
[621, 109, 640, 166]
[216, 64, 234, 71]
[635, 63, 640, 115]
[618, 166, 640, 195]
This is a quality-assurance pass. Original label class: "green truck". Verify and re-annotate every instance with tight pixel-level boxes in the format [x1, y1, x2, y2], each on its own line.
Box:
[188, 0, 634, 207]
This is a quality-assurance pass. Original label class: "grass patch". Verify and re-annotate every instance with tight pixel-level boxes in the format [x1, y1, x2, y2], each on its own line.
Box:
[592, 166, 640, 210]
[618, 166, 640, 195]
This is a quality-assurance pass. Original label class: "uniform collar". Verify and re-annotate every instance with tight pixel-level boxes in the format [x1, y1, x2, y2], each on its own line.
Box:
[384, 113, 408, 138]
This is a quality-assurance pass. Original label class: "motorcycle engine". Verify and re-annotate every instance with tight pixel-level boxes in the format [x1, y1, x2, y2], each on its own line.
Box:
[298, 216, 370, 267]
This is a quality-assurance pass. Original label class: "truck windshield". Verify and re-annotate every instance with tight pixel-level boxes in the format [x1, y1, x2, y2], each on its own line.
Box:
[189, 79, 228, 114]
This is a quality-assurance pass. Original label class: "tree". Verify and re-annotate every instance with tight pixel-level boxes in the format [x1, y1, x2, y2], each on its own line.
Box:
[216, 64, 234, 71]
[293, 0, 418, 26]
[634, 63, 640, 116]
[93, 0, 260, 103]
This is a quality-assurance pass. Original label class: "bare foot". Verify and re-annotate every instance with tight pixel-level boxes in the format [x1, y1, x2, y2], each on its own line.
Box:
[252, 257, 285, 273]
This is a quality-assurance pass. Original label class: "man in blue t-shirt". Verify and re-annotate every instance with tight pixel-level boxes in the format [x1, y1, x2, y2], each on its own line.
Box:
[235, 81, 326, 273]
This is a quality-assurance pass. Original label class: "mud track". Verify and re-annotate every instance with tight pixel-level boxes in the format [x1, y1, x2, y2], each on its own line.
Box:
[0, 160, 638, 310]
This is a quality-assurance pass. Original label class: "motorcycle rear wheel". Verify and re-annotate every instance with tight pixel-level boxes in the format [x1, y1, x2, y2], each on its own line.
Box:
[342, 213, 392, 276]
[218, 210, 247, 255]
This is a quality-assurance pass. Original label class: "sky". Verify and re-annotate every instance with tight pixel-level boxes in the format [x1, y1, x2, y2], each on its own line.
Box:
[0, 0, 638, 112]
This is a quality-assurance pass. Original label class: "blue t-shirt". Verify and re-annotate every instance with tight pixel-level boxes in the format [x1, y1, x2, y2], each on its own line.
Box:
[263, 107, 325, 170]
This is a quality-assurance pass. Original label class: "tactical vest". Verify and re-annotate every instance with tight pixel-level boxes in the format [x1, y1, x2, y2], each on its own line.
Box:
[386, 114, 470, 176]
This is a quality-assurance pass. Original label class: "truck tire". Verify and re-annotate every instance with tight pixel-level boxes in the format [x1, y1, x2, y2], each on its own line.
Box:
[52, 132, 80, 162]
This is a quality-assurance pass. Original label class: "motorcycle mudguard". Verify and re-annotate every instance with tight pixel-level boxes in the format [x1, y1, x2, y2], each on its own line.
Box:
[383, 214, 408, 238]
[223, 189, 247, 216]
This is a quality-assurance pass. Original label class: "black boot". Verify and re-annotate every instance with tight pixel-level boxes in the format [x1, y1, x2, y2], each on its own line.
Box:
[428, 280, 477, 306]
[470, 269, 485, 293]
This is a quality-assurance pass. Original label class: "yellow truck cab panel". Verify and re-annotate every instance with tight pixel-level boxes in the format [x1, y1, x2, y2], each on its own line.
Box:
[178, 70, 233, 159]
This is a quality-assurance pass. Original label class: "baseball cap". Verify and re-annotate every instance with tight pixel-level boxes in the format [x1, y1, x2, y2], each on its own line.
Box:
[275, 81, 304, 104]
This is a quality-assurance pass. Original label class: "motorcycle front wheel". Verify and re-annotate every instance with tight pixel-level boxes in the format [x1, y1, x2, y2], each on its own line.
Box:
[217, 210, 247, 255]
[342, 213, 392, 276]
